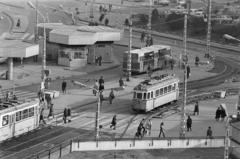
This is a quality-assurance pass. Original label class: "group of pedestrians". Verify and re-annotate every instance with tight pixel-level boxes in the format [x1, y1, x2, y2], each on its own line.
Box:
[215, 105, 227, 121]
[63, 106, 72, 124]
[135, 118, 152, 138]
[92, 76, 116, 105]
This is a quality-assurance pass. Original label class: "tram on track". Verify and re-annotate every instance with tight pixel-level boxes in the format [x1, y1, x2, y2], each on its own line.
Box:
[132, 74, 179, 112]
[0, 99, 40, 142]
[123, 45, 172, 74]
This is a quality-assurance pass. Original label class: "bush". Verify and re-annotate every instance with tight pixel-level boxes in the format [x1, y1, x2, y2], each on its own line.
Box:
[152, 8, 159, 22]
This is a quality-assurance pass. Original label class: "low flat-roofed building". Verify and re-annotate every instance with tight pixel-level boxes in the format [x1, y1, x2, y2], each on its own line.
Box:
[38, 23, 122, 68]
[0, 39, 39, 80]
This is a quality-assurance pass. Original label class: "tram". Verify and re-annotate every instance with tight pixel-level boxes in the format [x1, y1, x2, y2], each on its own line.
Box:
[122, 45, 172, 74]
[0, 99, 40, 142]
[132, 74, 179, 112]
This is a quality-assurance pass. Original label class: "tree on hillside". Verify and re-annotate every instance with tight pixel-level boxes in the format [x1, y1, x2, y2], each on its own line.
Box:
[99, 14, 105, 22]
[151, 8, 159, 22]
[189, 16, 207, 35]
[165, 13, 184, 30]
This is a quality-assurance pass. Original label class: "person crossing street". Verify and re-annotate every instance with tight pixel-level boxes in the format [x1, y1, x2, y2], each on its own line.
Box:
[158, 122, 165, 138]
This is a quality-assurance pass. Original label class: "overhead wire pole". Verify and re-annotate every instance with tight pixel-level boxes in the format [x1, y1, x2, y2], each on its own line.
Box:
[35, 0, 38, 43]
[223, 104, 230, 159]
[126, 11, 132, 81]
[205, 0, 212, 58]
[179, 0, 191, 139]
[147, 0, 152, 45]
[90, 0, 95, 23]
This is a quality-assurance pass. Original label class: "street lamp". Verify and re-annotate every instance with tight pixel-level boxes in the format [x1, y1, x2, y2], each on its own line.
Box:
[27, 1, 46, 92]
[71, 80, 101, 140]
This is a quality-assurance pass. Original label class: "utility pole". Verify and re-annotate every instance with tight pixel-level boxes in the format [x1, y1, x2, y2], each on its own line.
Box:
[126, 13, 132, 81]
[90, 0, 95, 22]
[205, 0, 211, 58]
[223, 103, 230, 159]
[179, 0, 191, 139]
[35, 0, 38, 43]
[147, 0, 152, 44]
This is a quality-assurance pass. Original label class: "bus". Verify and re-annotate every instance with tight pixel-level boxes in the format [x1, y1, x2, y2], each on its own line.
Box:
[132, 74, 179, 112]
[122, 45, 172, 74]
[0, 99, 40, 142]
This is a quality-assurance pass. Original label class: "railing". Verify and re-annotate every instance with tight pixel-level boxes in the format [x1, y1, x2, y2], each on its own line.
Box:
[23, 136, 225, 159]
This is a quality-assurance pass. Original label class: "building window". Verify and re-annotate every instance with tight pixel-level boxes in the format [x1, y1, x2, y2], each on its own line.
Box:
[74, 52, 85, 59]
[59, 51, 69, 58]
[2, 115, 9, 126]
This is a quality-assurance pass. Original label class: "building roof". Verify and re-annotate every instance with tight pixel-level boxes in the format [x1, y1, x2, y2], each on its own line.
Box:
[126, 45, 171, 57]
[38, 23, 122, 45]
[0, 39, 39, 58]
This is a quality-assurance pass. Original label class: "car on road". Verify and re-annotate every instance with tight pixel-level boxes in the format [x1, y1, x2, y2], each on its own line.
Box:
[154, 0, 170, 6]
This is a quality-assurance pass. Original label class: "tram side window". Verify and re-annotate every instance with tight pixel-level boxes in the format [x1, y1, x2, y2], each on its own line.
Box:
[151, 91, 153, 98]
[137, 93, 142, 99]
[172, 83, 176, 91]
[168, 85, 172, 92]
[16, 111, 22, 121]
[164, 87, 168, 94]
[2, 115, 9, 126]
[29, 107, 34, 117]
[156, 89, 160, 97]
[160, 88, 163, 95]
[143, 93, 147, 100]
[147, 92, 151, 99]
[22, 109, 28, 119]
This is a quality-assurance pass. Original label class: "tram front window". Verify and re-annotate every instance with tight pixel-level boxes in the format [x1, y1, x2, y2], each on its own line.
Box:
[143, 93, 147, 100]
[137, 93, 142, 99]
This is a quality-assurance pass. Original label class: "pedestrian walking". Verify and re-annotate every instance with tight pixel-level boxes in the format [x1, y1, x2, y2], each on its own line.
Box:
[194, 101, 199, 115]
[48, 103, 54, 119]
[12, 94, 18, 100]
[98, 76, 105, 91]
[93, 80, 99, 96]
[119, 77, 124, 88]
[158, 122, 165, 138]
[67, 106, 72, 123]
[62, 80, 67, 94]
[95, 56, 98, 65]
[206, 126, 213, 139]
[215, 106, 221, 121]
[195, 56, 200, 66]
[109, 89, 115, 104]
[186, 115, 192, 131]
[110, 114, 117, 130]
[63, 107, 68, 124]
[46, 94, 52, 109]
[146, 119, 152, 135]
[39, 108, 46, 124]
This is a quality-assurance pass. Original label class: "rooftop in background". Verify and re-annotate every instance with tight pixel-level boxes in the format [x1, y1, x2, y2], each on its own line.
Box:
[0, 39, 39, 58]
[38, 23, 123, 45]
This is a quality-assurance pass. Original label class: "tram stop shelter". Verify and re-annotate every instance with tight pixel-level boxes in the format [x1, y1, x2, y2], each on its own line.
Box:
[0, 39, 39, 80]
[37, 23, 122, 68]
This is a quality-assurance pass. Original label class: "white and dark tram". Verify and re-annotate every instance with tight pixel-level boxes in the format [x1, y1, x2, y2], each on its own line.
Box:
[0, 99, 40, 142]
[132, 74, 179, 112]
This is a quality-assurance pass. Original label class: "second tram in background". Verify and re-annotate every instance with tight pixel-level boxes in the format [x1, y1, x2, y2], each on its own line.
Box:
[132, 74, 179, 112]
[122, 45, 172, 74]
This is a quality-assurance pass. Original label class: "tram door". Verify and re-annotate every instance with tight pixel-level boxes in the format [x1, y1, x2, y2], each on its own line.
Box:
[9, 113, 15, 138]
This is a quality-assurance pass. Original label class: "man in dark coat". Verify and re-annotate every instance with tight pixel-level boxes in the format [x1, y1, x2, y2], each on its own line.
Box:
[215, 107, 221, 121]
[194, 101, 199, 115]
[186, 115, 192, 131]
[98, 76, 105, 91]
[62, 80, 67, 94]
[110, 115, 117, 130]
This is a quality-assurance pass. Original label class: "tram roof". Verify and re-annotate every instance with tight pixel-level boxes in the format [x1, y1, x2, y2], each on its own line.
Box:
[134, 74, 179, 91]
[125, 45, 171, 56]
[0, 99, 39, 115]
